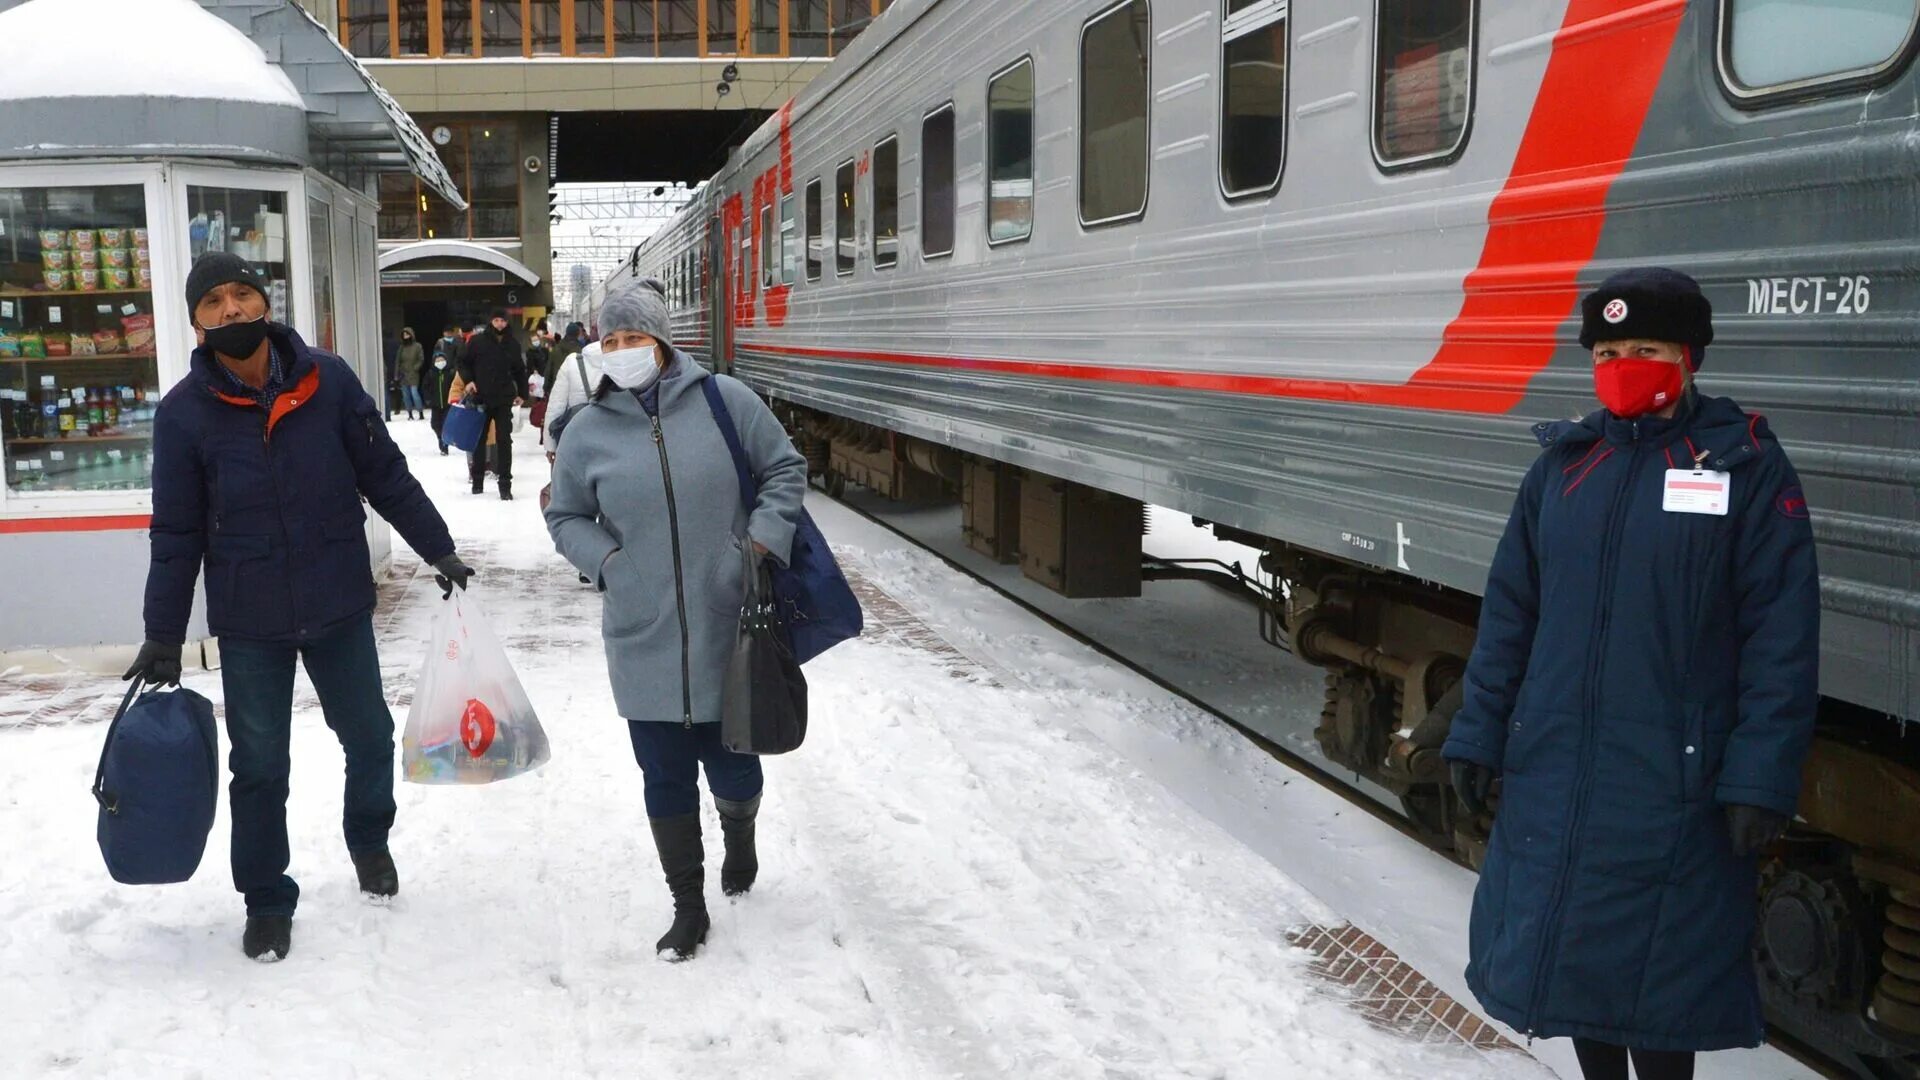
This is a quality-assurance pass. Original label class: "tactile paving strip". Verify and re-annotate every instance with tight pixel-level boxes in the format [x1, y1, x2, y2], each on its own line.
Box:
[1289, 923, 1524, 1054]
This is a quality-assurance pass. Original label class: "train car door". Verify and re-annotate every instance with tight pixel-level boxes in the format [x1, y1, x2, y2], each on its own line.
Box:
[708, 213, 731, 374]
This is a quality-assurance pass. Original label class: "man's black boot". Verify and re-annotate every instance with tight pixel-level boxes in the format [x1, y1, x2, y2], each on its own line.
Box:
[715, 793, 760, 897]
[243, 915, 292, 962]
[649, 813, 709, 961]
[471, 475, 484, 495]
[352, 847, 400, 900]
[499, 479, 513, 501]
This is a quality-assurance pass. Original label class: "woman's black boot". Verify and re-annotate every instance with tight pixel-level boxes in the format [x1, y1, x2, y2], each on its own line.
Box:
[714, 793, 760, 897]
[648, 812, 709, 961]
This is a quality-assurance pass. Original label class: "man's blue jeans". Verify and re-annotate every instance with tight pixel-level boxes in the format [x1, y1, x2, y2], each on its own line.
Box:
[220, 614, 396, 916]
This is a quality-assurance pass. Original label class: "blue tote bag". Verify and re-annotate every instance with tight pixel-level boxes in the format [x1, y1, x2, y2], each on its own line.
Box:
[443, 402, 487, 452]
[93, 679, 220, 885]
[701, 378, 862, 664]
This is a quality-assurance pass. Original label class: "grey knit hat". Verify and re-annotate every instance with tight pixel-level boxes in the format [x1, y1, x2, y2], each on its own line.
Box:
[599, 277, 671, 348]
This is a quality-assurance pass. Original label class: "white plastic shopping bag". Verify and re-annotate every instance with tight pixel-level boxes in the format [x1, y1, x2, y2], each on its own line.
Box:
[402, 590, 551, 784]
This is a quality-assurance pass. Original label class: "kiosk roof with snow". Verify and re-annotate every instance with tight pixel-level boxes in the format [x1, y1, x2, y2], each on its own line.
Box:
[0, 0, 463, 207]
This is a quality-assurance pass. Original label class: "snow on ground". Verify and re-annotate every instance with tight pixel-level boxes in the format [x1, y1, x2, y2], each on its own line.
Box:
[0, 416, 1541, 1080]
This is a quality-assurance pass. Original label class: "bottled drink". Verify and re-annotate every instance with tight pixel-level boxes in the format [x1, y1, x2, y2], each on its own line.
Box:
[57, 394, 75, 438]
[39, 377, 58, 440]
[87, 388, 104, 435]
[1, 388, 15, 441]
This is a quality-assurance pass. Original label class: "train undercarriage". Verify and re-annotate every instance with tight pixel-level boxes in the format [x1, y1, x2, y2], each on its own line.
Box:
[776, 401, 1920, 1078]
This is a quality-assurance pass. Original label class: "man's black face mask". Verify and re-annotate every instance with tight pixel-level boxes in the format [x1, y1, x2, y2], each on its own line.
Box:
[202, 316, 269, 360]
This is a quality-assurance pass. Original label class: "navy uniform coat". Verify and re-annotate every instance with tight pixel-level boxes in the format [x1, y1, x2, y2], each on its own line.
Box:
[1441, 394, 1819, 1051]
[143, 324, 455, 645]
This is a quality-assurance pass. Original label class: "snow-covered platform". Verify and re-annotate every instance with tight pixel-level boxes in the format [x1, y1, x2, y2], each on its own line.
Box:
[0, 418, 1815, 1079]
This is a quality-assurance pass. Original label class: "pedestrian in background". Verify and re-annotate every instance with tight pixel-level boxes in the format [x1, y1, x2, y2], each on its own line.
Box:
[525, 326, 552, 383]
[426, 331, 458, 455]
[127, 252, 476, 962]
[1442, 268, 1820, 1080]
[544, 279, 807, 962]
[395, 327, 425, 420]
[553, 321, 584, 378]
[457, 308, 528, 501]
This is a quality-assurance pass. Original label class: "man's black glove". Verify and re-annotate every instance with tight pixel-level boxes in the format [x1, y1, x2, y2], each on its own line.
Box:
[1726, 803, 1789, 856]
[122, 641, 183, 687]
[1449, 759, 1497, 818]
[433, 554, 475, 599]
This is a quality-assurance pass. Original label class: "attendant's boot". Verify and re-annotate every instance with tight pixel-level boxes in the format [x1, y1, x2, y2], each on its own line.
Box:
[715, 793, 760, 897]
[648, 813, 709, 961]
[351, 847, 400, 900]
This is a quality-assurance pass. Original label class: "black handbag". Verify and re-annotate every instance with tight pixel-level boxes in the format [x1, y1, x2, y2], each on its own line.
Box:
[721, 543, 808, 755]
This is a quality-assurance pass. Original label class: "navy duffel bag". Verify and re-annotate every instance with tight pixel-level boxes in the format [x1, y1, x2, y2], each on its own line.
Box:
[92, 679, 220, 885]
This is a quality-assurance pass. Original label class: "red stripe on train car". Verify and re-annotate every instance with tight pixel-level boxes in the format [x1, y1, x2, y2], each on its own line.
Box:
[0, 514, 152, 535]
[737, 0, 1686, 415]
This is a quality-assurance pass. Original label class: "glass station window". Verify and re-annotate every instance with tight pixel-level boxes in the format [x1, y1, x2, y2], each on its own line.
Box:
[805, 178, 824, 281]
[1723, 0, 1920, 94]
[708, 0, 738, 54]
[442, 0, 473, 55]
[836, 159, 856, 276]
[345, 0, 391, 58]
[1221, 0, 1288, 198]
[1374, 0, 1474, 167]
[397, 0, 430, 55]
[873, 136, 899, 269]
[1080, 0, 1152, 226]
[792, 0, 830, 56]
[576, 0, 608, 53]
[780, 194, 799, 285]
[0, 184, 160, 495]
[480, 1, 524, 56]
[921, 105, 956, 259]
[309, 198, 337, 355]
[189, 187, 294, 327]
[529, 0, 564, 53]
[614, 0, 654, 56]
[659, 0, 699, 56]
[988, 58, 1035, 244]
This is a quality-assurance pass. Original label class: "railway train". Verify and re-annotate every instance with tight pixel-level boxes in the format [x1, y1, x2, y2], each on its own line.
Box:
[581, 0, 1920, 1072]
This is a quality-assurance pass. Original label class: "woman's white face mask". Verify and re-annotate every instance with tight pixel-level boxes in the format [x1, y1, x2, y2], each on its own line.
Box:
[601, 335, 660, 389]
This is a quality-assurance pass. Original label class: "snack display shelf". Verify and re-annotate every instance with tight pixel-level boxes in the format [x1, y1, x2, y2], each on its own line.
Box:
[0, 288, 151, 298]
[2, 352, 158, 364]
[9, 434, 149, 445]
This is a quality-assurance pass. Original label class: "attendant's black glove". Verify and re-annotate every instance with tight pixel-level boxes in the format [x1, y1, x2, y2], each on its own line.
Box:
[1726, 803, 1790, 856]
[1449, 758, 1497, 818]
[122, 641, 183, 687]
[433, 554, 475, 599]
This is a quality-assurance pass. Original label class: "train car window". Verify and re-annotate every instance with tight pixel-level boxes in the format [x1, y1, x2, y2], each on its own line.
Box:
[836, 158, 857, 276]
[922, 103, 957, 259]
[760, 203, 777, 289]
[1080, 0, 1152, 227]
[987, 58, 1035, 245]
[873, 136, 901, 269]
[780, 194, 799, 285]
[1221, 0, 1288, 199]
[806, 178, 824, 282]
[1373, 0, 1474, 169]
[1720, 0, 1919, 101]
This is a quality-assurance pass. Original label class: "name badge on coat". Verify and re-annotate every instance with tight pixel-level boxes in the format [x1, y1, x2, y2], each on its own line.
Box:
[1662, 469, 1732, 516]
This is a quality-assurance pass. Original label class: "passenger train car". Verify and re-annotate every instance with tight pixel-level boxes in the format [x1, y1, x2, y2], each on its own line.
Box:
[587, 1, 1920, 1070]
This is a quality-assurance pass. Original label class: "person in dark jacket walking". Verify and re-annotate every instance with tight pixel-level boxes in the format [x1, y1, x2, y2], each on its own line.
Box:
[545, 280, 807, 962]
[426, 328, 460, 455]
[457, 308, 528, 499]
[124, 252, 477, 963]
[395, 327, 426, 420]
[1442, 268, 1820, 1079]
[525, 326, 552, 383]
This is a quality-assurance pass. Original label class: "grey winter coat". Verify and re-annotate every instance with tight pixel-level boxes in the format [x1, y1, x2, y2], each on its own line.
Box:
[544, 350, 808, 725]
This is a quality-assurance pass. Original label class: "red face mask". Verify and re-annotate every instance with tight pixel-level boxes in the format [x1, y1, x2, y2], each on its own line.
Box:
[1594, 358, 1685, 417]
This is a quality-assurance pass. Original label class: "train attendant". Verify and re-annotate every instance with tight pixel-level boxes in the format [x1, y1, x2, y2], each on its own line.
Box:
[543, 279, 807, 961]
[1441, 268, 1820, 1080]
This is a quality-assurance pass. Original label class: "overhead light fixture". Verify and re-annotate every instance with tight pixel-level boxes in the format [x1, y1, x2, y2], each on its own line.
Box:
[716, 81, 731, 97]
[722, 63, 739, 83]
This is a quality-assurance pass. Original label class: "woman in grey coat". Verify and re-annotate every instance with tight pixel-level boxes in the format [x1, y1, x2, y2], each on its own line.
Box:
[544, 279, 807, 961]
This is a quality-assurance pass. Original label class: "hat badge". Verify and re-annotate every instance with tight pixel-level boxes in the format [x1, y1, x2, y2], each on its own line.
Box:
[1603, 299, 1629, 324]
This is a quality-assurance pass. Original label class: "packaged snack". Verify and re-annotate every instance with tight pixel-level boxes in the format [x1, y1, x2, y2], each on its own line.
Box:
[45, 336, 69, 358]
[69, 333, 96, 356]
[133, 246, 151, 267]
[135, 267, 153, 289]
[130, 228, 148, 245]
[0, 333, 19, 357]
[41, 249, 69, 271]
[70, 248, 99, 269]
[38, 229, 65, 252]
[91, 328, 123, 354]
[68, 229, 95, 251]
[41, 270, 69, 290]
[100, 248, 130, 269]
[120, 314, 154, 352]
[74, 269, 99, 292]
[101, 268, 133, 290]
[20, 332, 45, 358]
[97, 228, 127, 248]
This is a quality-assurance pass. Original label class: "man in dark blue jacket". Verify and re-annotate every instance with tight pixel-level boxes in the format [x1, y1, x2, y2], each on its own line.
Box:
[125, 252, 475, 963]
[1442, 268, 1819, 1078]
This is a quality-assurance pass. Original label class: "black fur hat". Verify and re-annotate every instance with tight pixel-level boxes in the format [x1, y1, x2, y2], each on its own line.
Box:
[1579, 267, 1715, 369]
